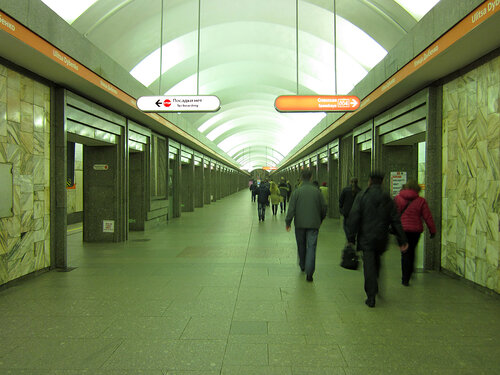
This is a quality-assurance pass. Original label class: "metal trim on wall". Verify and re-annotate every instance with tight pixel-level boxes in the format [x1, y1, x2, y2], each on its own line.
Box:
[380, 119, 427, 145]
[67, 119, 117, 145]
[66, 91, 126, 127]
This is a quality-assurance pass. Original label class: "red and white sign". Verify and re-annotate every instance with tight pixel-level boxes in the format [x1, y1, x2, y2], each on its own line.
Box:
[93, 164, 109, 171]
[275, 95, 360, 112]
[136, 95, 220, 112]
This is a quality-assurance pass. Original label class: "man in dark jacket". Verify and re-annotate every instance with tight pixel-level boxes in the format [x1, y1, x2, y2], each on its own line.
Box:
[346, 172, 408, 308]
[255, 182, 271, 221]
[339, 177, 361, 239]
[285, 169, 328, 282]
[278, 177, 289, 213]
[249, 180, 257, 202]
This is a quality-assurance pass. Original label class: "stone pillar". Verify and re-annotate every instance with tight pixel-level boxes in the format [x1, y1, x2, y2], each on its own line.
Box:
[194, 160, 204, 208]
[181, 157, 194, 212]
[53, 88, 67, 268]
[204, 160, 211, 205]
[424, 86, 443, 271]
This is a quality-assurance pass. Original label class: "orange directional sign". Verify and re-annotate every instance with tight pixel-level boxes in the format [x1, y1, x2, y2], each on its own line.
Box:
[275, 95, 360, 112]
[262, 166, 277, 171]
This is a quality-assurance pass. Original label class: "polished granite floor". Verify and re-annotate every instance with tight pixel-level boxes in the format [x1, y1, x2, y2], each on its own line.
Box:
[1, 190, 499, 374]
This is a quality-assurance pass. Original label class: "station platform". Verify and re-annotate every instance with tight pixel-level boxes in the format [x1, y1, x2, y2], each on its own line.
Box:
[0, 190, 499, 374]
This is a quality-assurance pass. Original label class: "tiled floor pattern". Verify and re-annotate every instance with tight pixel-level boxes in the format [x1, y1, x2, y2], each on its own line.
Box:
[1, 190, 499, 374]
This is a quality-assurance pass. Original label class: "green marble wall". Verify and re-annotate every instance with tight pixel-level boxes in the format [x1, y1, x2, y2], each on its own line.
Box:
[0, 64, 51, 285]
[442, 55, 500, 293]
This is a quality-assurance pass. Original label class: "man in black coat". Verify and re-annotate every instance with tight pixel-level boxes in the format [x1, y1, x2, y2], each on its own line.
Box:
[255, 182, 271, 221]
[339, 177, 361, 239]
[346, 172, 408, 308]
[278, 177, 289, 213]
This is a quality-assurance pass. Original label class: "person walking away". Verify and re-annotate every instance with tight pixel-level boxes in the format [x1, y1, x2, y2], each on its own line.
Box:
[339, 178, 361, 239]
[346, 172, 408, 308]
[278, 177, 289, 213]
[286, 180, 292, 201]
[255, 182, 271, 221]
[319, 182, 329, 207]
[269, 181, 281, 216]
[285, 169, 328, 282]
[394, 180, 436, 286]
[250, 180, 257, 202]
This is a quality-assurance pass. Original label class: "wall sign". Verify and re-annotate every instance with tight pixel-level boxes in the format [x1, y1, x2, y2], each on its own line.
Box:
[103, 220, 115, 233]
[93, 164, 109, 171]
[136, 95, 220, 112]
[275, 95, 360, 112]
[390, 171, 407, 197]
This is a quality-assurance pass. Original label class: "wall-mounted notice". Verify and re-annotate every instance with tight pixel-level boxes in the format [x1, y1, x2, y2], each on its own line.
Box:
[390, 171, 407, 197]
[93, 164, 109, 171]
[103, 220, 115, 233]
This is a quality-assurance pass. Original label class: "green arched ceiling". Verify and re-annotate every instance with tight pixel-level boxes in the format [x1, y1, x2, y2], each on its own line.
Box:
[42, 0, 440, 171]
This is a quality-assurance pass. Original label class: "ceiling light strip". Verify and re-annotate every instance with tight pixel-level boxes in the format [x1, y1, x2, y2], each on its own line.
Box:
[296, 0, 299, 95]
[159, 0, 164, 95]
[334, 0, 337, 94]
[197, 0, 202, 95]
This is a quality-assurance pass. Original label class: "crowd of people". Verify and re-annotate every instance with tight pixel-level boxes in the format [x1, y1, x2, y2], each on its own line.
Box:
[249, 169, 436, 308]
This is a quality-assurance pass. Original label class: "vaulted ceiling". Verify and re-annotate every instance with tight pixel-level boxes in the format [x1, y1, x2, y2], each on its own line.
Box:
[41, 0, 440, 171]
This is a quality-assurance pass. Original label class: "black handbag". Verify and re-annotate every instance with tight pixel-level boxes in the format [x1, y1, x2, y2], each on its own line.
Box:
[340, 243, 359, 270]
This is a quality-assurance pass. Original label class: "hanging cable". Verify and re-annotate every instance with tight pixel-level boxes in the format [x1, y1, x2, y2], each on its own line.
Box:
[159, 0, 164, 95]
[296, 0, 299, 95]
[333, 0, 337, 94]
[197, 0, 202, 95]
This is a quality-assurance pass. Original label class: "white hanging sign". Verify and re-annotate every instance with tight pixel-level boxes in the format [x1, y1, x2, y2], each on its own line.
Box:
[136, 95, 220, 112]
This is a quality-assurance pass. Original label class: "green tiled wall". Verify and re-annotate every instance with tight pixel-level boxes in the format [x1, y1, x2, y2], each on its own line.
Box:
[442, 55, 500, 293]
[0, 63, 51, 284]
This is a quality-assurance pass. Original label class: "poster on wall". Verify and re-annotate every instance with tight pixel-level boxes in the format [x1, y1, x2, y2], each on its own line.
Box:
[103, 220, 115, 233]
[390, 171, 407, 197]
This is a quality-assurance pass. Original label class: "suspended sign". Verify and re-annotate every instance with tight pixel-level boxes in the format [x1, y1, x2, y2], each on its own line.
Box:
[137, 95, 220, 112]
[275, 95, 360, 112]
[262, 166, 277, 171]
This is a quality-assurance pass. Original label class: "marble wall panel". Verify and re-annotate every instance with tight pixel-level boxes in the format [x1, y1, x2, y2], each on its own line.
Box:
[442, 55, 500, 293]
[0, 229, 6, 255]
[20, 76, 34, 103]
[0, 102, 6, 138]
[33, 130, 44, 155]
[0, 254, 7, 284]
[0, 63, 51, 286]
[6, 88, 20, 124]
[33, 240, 44, 270]
[0, 75, 6, 103]
[7, 120, 20, 145]
[33, 155, 44, 184]
[21, 101, 33, 133]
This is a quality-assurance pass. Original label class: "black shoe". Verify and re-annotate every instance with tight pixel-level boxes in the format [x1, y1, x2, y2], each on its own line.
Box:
[402, 280, 409, 286]
[365, 298, 375, 308]
[306, 274, 313, 282]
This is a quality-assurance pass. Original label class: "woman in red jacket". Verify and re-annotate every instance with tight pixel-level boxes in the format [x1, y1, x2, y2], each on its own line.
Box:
[394, 180, 436, 286]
